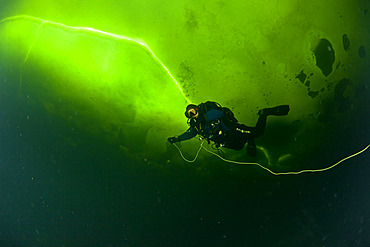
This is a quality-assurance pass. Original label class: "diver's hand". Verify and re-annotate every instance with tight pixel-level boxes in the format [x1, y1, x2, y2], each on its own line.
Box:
[167, 136, 180, 144]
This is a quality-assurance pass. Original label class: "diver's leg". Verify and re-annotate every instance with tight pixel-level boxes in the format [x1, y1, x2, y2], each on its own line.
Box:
[222, 129, 248, 151]
[253, 105, 290, 137]
[253, 114, 267, 138]
[246, 137, 256, 157]
[235, 105, 290, 156]
[233, 123, 258, 156]
[234, 112, 272, 138]
[241, 114, 269, 157]
[236, 105, 290, 136]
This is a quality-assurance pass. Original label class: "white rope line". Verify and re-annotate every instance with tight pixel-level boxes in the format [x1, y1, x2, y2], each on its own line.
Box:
[172, 141, 370, 175]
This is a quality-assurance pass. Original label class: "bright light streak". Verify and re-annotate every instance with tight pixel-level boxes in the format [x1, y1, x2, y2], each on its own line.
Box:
[0, 15, 191, 104]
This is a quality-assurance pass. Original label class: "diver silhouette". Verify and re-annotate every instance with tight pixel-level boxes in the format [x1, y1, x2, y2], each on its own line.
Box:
[167, 101, 290, 156]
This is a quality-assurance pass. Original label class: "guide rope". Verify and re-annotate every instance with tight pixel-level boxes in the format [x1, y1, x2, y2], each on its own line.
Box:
[173, 141, 370, 176]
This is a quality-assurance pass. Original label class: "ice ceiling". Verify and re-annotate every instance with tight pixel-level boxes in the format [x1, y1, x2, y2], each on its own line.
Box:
[0, 0, 368, 170]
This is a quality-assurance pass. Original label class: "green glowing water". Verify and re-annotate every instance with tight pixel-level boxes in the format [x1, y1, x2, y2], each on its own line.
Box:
[0, 0, 368, 169]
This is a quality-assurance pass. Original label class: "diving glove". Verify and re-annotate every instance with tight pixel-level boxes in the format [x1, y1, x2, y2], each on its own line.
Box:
[168, 136, 180, 144]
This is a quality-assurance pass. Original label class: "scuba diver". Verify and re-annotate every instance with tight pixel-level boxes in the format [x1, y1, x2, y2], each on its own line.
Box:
[167, 101, 290, 156]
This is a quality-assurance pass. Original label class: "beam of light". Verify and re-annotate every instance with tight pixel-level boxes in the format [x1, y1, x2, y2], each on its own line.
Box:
[0, 15, 191, 104]
[19, 21, 45, 91]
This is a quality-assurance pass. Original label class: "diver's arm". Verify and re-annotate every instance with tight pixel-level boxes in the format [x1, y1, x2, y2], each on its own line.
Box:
[178, 127, 197, 141]
[168, 127, 197, 144]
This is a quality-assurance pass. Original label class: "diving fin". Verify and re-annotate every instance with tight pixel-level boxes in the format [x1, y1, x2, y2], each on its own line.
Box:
[258, 105, 290, 116]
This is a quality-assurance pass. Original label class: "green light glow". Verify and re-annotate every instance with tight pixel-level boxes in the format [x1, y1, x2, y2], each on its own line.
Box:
[1, 15, 191, 104]
[0, 0, 368, 167]
[0, 14, 192, 154]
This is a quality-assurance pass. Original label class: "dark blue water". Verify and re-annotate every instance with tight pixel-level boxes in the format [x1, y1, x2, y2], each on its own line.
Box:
[1, 82, 369, 247]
